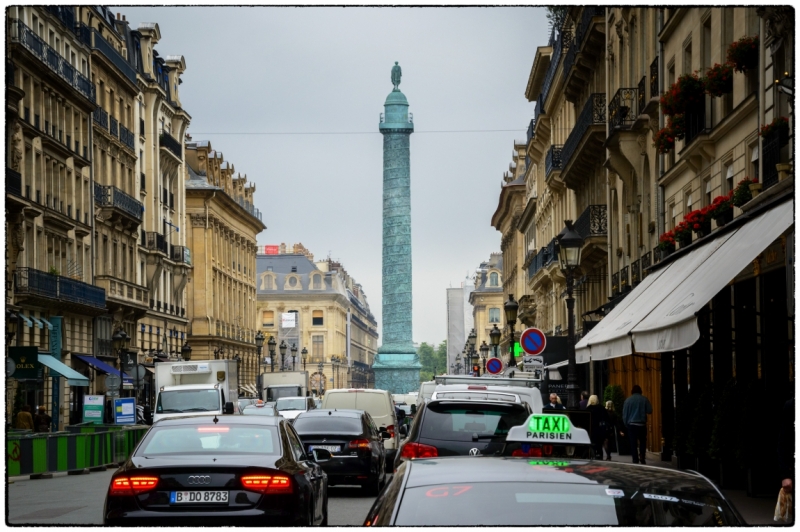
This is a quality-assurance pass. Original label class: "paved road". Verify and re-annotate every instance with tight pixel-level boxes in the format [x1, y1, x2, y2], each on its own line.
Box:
[7, 469, 379, 525]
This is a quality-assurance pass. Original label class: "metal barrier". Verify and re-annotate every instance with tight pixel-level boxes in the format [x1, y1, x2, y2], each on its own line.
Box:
[7, 425, 148, 478]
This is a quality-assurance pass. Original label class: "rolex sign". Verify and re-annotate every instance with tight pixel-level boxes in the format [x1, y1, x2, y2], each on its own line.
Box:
[9, 346, 41, 379]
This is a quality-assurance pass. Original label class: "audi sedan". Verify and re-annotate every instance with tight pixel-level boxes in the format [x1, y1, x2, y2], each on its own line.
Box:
[103, 415, 329, 526]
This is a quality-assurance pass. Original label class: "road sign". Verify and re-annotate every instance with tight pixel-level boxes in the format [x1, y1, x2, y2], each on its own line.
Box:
[520, 328, 547, 356]
[523, 355, 544, 368]
[82, 395, 105, 424]
[114, 397, 137, 425]
[106, 373, 121, 390]
[485, 357, 504, 375]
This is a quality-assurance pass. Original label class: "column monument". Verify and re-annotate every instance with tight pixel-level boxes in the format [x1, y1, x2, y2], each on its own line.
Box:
[372, 62, 421, 393]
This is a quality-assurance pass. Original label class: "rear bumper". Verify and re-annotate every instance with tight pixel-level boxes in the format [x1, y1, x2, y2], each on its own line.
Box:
[320, 456, 373, 484]
[104, 507, 295, 526]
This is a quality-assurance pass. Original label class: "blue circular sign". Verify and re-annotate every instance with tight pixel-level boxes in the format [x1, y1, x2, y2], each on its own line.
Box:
[486, 358, 504, 375]
[520, 328, 547, 356]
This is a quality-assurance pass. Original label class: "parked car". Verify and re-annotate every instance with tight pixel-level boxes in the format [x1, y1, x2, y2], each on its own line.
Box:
[431, 384, 543, 413]
[275, 396, 316, 421]
[241, 403, 281, 417]
[417, 381, 437, 408]
[322, 389, 399, 472]
[237, 397, 259, 414]
[294, 409, 389, 494]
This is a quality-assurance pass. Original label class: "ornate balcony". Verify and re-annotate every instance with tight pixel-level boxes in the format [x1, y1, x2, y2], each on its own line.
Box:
[563, 6, 605, 102]
[144, 231, 169, 255]
[93, 107, 108, 129]
[561, 93, 606, 189]
[119, 124, 135, 150]
[90, 29, 137, 85]
[608, 87, 639, 131]
[574, 205, 607, 240]
[540, 28, 569, 108]
[14, 267, 106, 312]
[545, 144, 563, 180]
[631, 259, 641, 286]
[646, 57, 660, 116]
[171, 245, 191, 264]
[110, 116, 118, 137]
[527, 118, 536, 143]
[94, 275, 149, 316]
[611, 271, 620, 296]
[637, 76, 646, 116]
[641, 251, 652, 278]
[619, 266, 630, 292]
[94, 183, 143, 227]
[159, 130, 182, 160]
[7, 168, 22, 198]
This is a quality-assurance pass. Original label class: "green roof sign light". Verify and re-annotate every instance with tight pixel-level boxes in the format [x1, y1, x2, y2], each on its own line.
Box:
[528, 414, 570, 434]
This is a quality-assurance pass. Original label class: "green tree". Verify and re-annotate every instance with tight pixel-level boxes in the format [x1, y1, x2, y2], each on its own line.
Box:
[435, 341, 448, 375]
[417, 340, 448, 382]
[545, 7, 568, 33]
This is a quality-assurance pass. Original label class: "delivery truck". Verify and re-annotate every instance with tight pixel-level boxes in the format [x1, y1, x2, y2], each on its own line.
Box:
[153, 359, 239, 423]
[259, 371, 309, 402]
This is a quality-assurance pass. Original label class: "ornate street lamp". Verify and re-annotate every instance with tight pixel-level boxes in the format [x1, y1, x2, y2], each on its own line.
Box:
[181, 341, 192, 361]
[268, 336, 277, 372]
[279, 340, 287, 372]
[291, 344, 298, 371]
[557, 219, 584, 409]
[455, 351, 462, 375]
[6, 309, 18, 346]
[317, 361, 324, 396]
[480, 341, 489, 372]
[489, 324, 501, 359]
[301, 347, 308, 371]
[504, 295, 519, 367]
[255, 331, 265, 372]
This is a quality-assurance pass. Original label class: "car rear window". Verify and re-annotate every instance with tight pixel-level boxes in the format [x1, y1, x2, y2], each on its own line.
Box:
[276, 398, 307, 411]
[325, 393, 390, 415]
[137, 425, 279, 455]
[294, 416, 363, 434]
[394, 482, 737, 526]
[420, 403, 529, 441]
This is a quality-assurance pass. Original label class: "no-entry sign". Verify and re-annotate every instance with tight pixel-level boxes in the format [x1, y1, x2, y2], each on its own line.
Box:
[520, 328, 547, 356]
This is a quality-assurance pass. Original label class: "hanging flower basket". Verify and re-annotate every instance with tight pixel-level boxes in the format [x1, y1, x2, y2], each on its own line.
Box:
[660, 73, 706, 116]
[703, 63, 734, 97]
[658, 231, 677, 256]
[727, 35, 759, 73]
[685, 209, 712, 238]
[653, 127, 676, 153]
[759, 116, 790, 146]
[706, 193, 734, 227]
[673, 221, 693, 248]
[732, 176, 756, 207]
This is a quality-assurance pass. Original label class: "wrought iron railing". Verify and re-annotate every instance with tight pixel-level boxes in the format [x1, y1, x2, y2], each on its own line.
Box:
[77, 23, 91, 47]
[11, 20, 95, 102]
[541, 29, 568, 106]
[159, 131, 182, 159]
[575, 6, 604, 51]
[528, 247, 548, 280]
[7, 168, 22, 197]
[94, 183, 143, 221]
[145, 232, 169, 254]
[545, 145, 564, 177]
[46, 6, 75, 33]
[574, 205, 608, 239]
[637, 76, 646, 116]
[91, 29, 137, 85]
[93, 107, 108, 129]
[631, 259, 641, 285]
[545, 237, 559, 267]
[59, 276, 106, 308]
[562, 35, 577, 80]
[561, 93, 605, 170]
[641, 251, 652, 277]
[650, 57, 659, 102]
[119, 124, 135, 150]
[231, 193, 263, 222]
[761, 130, 783, 191]
[684, 98, 709, 145]
[609, 87, 639, 130]
[15, 267, 105, 308]
[620, 266, 630, 292]
[110, 116, 118, 137]
[527, 118, 536, 143]
[611, 271, 620, 296]
[171, 245, 190, 264]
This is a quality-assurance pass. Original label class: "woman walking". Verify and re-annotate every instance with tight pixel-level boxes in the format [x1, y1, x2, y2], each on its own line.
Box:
[586, 395, 610, 460]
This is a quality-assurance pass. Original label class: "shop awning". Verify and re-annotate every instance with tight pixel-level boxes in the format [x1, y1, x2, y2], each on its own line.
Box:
[74, 354, 133, 385]
[576, 200, 793, 361]
[40, 317, 53, 330]
[30, 316, 44, 329]
[38, 355, 89, 386]
[18, 313, 33, 327]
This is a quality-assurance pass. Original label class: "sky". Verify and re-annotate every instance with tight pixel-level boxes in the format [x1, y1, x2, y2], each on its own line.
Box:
[118, 6, 549, 346]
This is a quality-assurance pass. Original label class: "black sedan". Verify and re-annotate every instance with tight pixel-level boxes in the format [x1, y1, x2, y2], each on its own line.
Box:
[293, 409, 388, 494]
[103, 415, 329, 526]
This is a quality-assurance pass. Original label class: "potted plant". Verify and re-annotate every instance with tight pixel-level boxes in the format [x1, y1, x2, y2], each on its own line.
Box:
[653, 127, 676, 153]
[673, 221, 693, 248]
[731, 176, 755, 207]
[706, 192, 734, 227]
[657, 231, 676, 259]
[685, 208, 712, 238]
[660, 73, 706, 116]
[759, 116, 790, 147]
[703, 62, 734, 97]
[727, 35, 759, 73]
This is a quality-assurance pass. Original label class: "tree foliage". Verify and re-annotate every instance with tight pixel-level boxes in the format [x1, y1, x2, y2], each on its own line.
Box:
[545, 7, 568, 33]
[418, 340, 447, 382]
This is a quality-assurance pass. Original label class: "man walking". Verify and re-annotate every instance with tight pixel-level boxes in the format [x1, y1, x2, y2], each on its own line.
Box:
[543, 393, 566, 410]
[579, 391, 590, 410]
[622, 385, 652, 464]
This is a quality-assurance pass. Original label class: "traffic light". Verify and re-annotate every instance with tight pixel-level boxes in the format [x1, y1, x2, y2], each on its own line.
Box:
[472, 364, 480, 377]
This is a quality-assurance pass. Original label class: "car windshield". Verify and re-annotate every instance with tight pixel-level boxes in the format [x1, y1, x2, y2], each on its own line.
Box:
[242, 405, 278, 416]
[137, 425, 279, 455]
[394, 482, 737, 526]
[276, 398, 307, 411]
[294, 416, 362, 434]
[268, 387, 302, 401]
[434, 391, 519, 402]
[156, 389, 220, 413]
[420, 403, 529, 441]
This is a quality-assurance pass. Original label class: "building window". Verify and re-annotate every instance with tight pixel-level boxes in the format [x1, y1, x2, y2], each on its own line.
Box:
[724, 162, 734, 194]
[750, 145, 759, 182]
[670, 204, 678, 230]
[287, 276, 297, 288]
[489, 308, 501, 323]
[704, 179, 712, 206]
[313, 335, 324, 360]
[685, 189, 693, 214]
[489, 272, 499, 287]
[262, 311, 274, 328]
[313, 274, 321, 290]
[312, 310, 324, 326]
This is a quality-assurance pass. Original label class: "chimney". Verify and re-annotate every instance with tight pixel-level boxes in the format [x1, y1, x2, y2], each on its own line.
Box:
[123, 15, 126, 21]
[116, 12, 120, 20]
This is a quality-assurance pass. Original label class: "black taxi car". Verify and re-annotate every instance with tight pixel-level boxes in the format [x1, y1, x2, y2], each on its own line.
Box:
[365, 413, 745, 526]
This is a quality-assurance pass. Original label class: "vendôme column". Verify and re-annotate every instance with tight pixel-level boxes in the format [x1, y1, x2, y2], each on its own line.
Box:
[372, 62, 421, 393]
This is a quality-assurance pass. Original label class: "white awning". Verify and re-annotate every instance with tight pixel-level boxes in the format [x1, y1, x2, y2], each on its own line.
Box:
[576, 200, 793, 360]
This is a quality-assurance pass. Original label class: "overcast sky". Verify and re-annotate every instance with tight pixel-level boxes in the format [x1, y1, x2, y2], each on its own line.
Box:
[118, 6, 548, 346]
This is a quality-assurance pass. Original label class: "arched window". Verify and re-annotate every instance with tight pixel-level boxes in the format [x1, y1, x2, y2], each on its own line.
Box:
[489, 272, 499, 287]
[489, 308, 501, 323]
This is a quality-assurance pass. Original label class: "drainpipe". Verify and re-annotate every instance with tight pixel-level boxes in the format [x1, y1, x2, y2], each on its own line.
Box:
[657, 9, 666, 237]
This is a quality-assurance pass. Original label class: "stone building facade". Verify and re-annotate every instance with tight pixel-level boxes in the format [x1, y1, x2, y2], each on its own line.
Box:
[468, 253, 504, 359]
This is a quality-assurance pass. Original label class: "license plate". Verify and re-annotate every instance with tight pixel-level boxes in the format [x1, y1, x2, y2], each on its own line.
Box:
[170, 491, 229, 504]
[309, 445, 340, 453]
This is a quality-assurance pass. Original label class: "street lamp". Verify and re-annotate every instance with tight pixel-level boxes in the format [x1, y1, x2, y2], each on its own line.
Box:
[279, 340, 287, 371]
[268, 336, 277, 372]
[455, 351, 462, 375]
[489, 323, 501, 359]
[301, 347, 308, 371]
[291, 344, 298, 371]
[480, 341, 489, 372]
[317, 361, 325, 396]
[181, 341, 192, 361]
[6, 309, 18, 346]
[233, 354, 241, 396]
[255, 331, 265, 372]
[557, 219, 584, 409]
[504, 294, 519, 367]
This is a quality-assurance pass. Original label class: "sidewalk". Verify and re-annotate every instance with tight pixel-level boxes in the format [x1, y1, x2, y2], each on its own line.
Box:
[604, 451, 778, 525]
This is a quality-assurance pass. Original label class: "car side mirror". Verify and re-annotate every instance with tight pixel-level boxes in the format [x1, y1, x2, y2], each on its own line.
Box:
[399, 425, 408, 437]
[224, 402, 235, 415]
[312, 449, 332, 462]
[380, 431, 392, 440]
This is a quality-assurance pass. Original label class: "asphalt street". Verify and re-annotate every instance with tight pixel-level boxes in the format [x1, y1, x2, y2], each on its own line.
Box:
[6, 468, 379, 526]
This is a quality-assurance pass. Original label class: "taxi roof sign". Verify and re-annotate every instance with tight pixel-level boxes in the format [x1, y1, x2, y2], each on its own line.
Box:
[507, 413, 592, 445]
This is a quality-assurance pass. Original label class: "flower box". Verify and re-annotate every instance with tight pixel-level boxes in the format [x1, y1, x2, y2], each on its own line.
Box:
[703, 63, 734, 97]
[706, 193, 734, 227]
[732, 177, 756, 207]
[660, 73, 706, 116]
[759, 116, 789, 146]
[727, 35, 759, 73]
[673, 221, 693, 248]
[685, 209, 712, 238]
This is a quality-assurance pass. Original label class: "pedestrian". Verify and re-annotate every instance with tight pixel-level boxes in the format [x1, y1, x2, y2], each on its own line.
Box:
[605, 400, 625, 459]
[776, 398, 794, 523]
[586, 395, 610, 460]
[15, 405, 34, 430]
[622, 385, 652, 465]
[34, 406, 52, 433]
[543, 393, 566, 410]
[579, 391, 590, 410]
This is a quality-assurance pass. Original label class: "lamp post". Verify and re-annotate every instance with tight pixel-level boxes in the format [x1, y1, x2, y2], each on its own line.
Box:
[480, 341, 489, 372]
[255, 331, 265, 396]
[291, 344, 298, 371]
[112, 328, 130, 400]
[279, 340, 287, 371]
[233, 354, 241, 396]
[331, 356, 338, 388]
[301, 347, 308, 371]
[489, 323, 501, 360]
[268, 336, 277, 372]
[504, 295, 519, 367]
[317, 361, 324, 397]
[557, 220, 584, 410]
[455, 352, 462, 375]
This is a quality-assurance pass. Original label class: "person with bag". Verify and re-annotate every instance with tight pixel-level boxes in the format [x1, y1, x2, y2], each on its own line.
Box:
[15, 405, 34, 430]
[586, 395, 610, 460]
[605, 400, 625, 460]
[34, 406, 52, 433]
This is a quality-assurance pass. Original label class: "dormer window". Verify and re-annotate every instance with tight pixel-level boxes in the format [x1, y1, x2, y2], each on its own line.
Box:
[489, 272, 499, 287]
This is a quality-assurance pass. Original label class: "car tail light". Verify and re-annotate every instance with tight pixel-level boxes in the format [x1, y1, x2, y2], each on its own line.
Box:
[386, 425, 395, 438]
[109, 475, 159, 496]
[542, 444, 553, 456]
[399, 442, 438, 459]
[512, 446, 543, 457]
[241, 474, 293, 494]
[349, 439, 371, 449]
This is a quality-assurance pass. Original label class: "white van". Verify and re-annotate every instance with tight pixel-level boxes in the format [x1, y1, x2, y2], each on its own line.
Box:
[431, 384, 543, 414]
[322, 389, 399, 472]
[417, 381, 437, 408]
